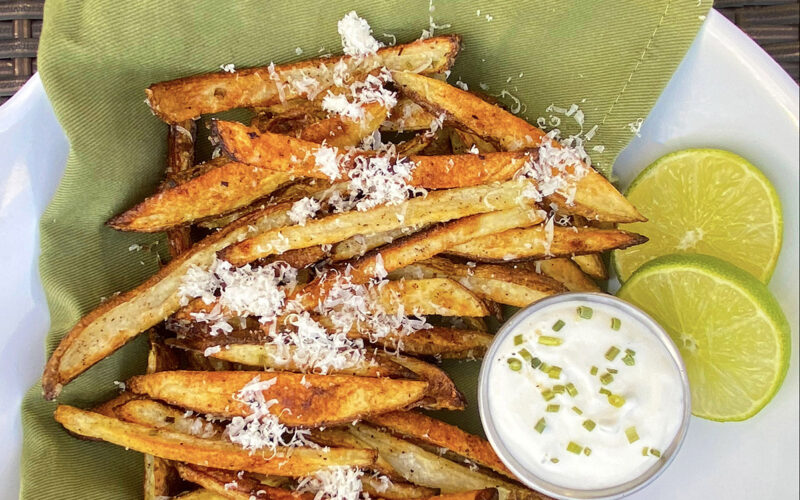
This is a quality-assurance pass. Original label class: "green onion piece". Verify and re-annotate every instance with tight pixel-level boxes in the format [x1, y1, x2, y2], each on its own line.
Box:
[590, 366, 598, 376]
[534, 417, 546, 434]
[546, 404, 560, 413]
[577, 306, 594, 319]
[566, 441, 583, 454]
[607, 368, 618, 374]
[650, 448, 662, 458]
[583, 447, 592, 456]
[625, 426, 640, 444]
[599, 388, 612, 396]
[551, 458, 559, 463]
[605, 346, 621, 361]
[608, 394, 626, 407]
[611, 317, 621, 330]
[571, 406, 583, 415]
[622, 354, 636, 366]
[582, 419, 596, 432]
[626, 348, 636, 355]
[642, 447, 649, 456]
[507, 358, 522, 371]
[548, 366, 562, 379]
[552, 319, 566, 331]
[541, 389, 555, 402]
[539, 362, 550, 373]
[600, 372, 614, 385]
[514, 334, 524, 346]
[519, 348, 533, 362]
[566, 383, 578, 397]
[553, 384, 565, 394]
[531, 357, 542, 369]
[538, 336, 563, 346]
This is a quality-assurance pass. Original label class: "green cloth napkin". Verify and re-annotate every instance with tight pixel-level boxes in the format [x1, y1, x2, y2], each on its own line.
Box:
[21, 0, 709, 497]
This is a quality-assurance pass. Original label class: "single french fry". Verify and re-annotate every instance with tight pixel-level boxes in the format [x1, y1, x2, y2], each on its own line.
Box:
[114, 399, 224, 438]
[219, 178, 537, 266]
[127, 371, 428, 426]
[55, 405, 374, 475]
[146, 36, 461, 123]
[444, 226, 647, 263]
[571, 253, 608, 280]
[390, 257, 566, 307]
[391, 71, 644, 223]
[366, 411, 515, 481]
[300, 101, 389, 147]
[346, 326, 493, 359]
[164, 120, 197, 256]
[362, 475, 442, 499]
[308, 428, 403, 480]
[176, 465, 312, 500]
[331, 225, 428, 262]
[528, 259, 602, 293]
[391, 355, 465, 411]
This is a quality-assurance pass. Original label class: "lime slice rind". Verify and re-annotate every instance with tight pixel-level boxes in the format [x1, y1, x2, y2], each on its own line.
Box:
[617, 253, 790, 422]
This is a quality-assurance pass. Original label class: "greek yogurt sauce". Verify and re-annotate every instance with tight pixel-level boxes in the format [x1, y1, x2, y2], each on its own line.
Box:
[486, 299, 685, 490]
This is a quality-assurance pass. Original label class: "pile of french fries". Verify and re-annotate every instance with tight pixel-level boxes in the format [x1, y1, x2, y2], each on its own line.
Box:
[44, 26, 647, 500]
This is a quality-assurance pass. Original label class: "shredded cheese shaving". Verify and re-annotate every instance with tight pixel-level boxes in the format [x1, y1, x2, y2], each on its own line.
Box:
[297, 467, 364, 500]
[338, 11, 383, 57]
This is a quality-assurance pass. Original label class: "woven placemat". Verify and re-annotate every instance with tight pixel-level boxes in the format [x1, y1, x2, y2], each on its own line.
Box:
[0, 2, 797, 100]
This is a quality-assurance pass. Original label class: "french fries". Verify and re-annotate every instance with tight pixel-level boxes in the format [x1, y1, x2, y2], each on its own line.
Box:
[571, 253, 608, 280]
[528, 259, 602, 293]
[175, 465, 312, 500]
[164, 120, 196, 256]
[55, 405, 375, 475]
[146, 35, 461, 123]
[346, 326, 493, 358]
[126, 371, 428, 426]
[444, 225, 647, 263]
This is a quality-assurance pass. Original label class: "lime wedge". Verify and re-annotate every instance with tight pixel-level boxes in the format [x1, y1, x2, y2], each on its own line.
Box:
[617, 254, 790, 421]
[613, 149, 782, 283]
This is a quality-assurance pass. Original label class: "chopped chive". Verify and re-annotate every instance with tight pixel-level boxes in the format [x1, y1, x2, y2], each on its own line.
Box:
[553, 384, 565, 394]
[566, 441, 583, 454]
[650, 448, 662, 458]
[546, 404, 560, 413]
[605, 346, 621, 361]
[599, 388, 612, 396]
[514, 334, 524, 345]
[622, 354, 636, 366]
[548, 366, 562, 379]
[507, 358, 522, 371]
[577, 306, 594, 319]
[607, 368, 618, 374]
[531, 357, 542, 369]
[625, 348, 636, 356]
[541, 389, 555, 402]
[552, 319, 566, 331]
[625, 426, 640, 444]
[566, 383, 578, 397]
[519, 348, 533, 362]
[538, 336, 563, 346]
[590, 366, 598, 376]
[534, 417, 546, 434]
[583, 447, 592, 456]
[608, 394, 626, 407]
[600, 373, 614, 385]
[571, 406, 583, 415]
[611, 317, 621, 330]
[642, 447, 650, 456]
[551, 458, 559, 463]
[582, 419, 596, 432]
[539, 362, 550, 373]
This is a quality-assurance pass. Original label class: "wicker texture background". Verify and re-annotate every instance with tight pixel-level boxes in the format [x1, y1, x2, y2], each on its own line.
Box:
[0, 0, 797, 103]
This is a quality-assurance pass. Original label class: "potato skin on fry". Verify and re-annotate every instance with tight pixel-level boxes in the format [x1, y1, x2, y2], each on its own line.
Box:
[176, 464, 313, 500]
[146, 36, 461, 123]
[54, 405, 375, 475]
[127, 370, 429, 426]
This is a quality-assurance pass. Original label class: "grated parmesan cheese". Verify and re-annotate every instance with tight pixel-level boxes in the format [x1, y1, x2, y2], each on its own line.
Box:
[288, 197, 322, 226]
[220, 63, 236, 73]
[338, 11, 383, 57]
[297, 467, 364, 500]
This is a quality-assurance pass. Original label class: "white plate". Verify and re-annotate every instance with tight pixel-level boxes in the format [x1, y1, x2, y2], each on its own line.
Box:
[1, 10, 796, 500]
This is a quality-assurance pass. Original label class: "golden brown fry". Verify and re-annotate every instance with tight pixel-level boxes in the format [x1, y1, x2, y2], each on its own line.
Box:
[300, 101, 389, 147]
[527, 259, 601, 293]
[391, 355, 465, 411]
[212, 120, 529, 189]
[219, 178, 537, 266]
[445, 226, 647, 263]
[146, 36, 461, 123]
[114, 399, 224, 437]
[42, 202, 296, 400]
[346, 326, 493, 359]
[55, 405, 375, 475]
[391, 71, 644, 223]
[571, 253, 608, 280]
[330, 225, 428, 262]
[164, 120, 196, 256]
[366, 411, 515, 481]
[381, 97, 437, 131]
[127, 371, 428, 426]
[176, 465, 312, 500]
[390, 257, 566, 307]
[308, 428, 402, 480]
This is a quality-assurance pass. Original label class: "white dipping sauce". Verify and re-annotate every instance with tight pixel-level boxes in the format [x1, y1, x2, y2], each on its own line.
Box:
[486, 299, 685, 490]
